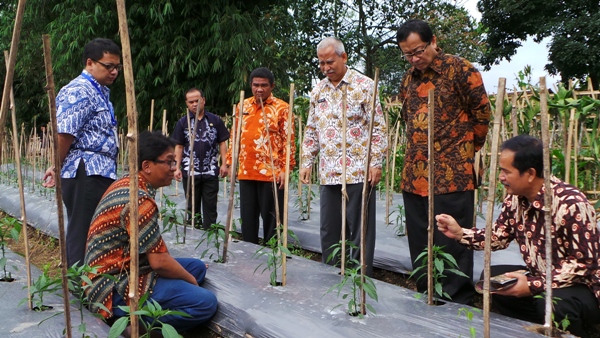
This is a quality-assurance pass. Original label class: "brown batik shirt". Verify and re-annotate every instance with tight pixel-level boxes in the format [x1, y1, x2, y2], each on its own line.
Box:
[461, 176, 600, 308]
[399, 51, 491, 196]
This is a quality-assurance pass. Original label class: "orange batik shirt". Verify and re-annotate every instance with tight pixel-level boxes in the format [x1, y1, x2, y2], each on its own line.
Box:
[227, 94, 296, 181]
[399, 50, 491, 196]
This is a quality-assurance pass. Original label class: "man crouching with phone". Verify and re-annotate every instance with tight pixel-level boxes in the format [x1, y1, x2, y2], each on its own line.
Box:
[436, 135, 600, 337]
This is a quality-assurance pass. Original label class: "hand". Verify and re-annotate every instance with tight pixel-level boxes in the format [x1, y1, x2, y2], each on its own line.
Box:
[42, 167, 56, 188]
[368, 167, 382, 187]
[299, 168, 311, 184]
[174, 168, 182, 182]
[495, 272, 532, 297]
[220, 164, 229, 178]
[276, 172, 286, 189]
[435, 214, 464, 240]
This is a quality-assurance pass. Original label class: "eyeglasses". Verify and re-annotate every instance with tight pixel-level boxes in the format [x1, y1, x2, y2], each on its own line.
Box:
[94, 60, 123, 72]
[153, 159, 177, 169]
[401, 42, 431, 60]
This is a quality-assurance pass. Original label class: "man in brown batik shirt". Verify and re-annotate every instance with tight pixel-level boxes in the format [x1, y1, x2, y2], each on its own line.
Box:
[397, 19, 491, 304]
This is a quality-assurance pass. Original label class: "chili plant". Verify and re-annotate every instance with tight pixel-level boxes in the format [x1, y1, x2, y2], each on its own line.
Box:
[108, 292, 189, 338]
[458, 307, 481, 338]
[388, 204, 406, 236]
[196, 222, 226, 263]
[410, 244, 468, 304]
[20, 263, 61, 311]
[252, 227, 299, 286]
[160, 195, 185, 244]
[324, 241, 378, 318]
[0, 216, 21, 281]
[293, 186, 315, 220]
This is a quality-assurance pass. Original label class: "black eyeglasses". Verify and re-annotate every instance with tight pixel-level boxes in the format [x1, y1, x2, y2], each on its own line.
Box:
[94, 60, 123, 72]
[153, 159, 177, 169]
[402, 42, 431, 60]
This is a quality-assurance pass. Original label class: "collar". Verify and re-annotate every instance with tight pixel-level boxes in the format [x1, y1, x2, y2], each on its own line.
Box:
[130, 173, 157, 198]
[81, 69, 106, 90]
[517, 175, 558, 211]
[249, 94, 275, 106]
[326, 67, 352, 89]
[409, 48, 445, 77]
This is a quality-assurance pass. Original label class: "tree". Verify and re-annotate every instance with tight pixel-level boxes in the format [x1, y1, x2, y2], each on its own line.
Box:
[478, 0, 600, 88]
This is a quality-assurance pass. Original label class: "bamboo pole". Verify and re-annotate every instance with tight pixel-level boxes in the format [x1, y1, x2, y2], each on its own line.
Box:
[426, 88, 435, 306]
[223, 94, 245, 262]
[282, 83, 294, 286]
[297, 117, 303, 204]
[539, 77, 554, 335]
[340, 84, 348, 276]
[116, 0, 141, 336]
[384, 106, 391, 226]
[5, 49, 33, 311]
[0, 0, 26, 161]
[359, 69, 379, 315]
[510, 88, 518, 137]
[184, 102, 201, 239]
[149, 99, 154, 131]
[42, 35, 71, 337]
[483, 78, 506, 338]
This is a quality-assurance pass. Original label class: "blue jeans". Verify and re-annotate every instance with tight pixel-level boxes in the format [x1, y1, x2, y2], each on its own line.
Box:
[113, 258, 217, 332]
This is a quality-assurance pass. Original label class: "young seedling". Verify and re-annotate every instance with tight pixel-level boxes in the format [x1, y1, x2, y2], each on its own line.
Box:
[533, 294, 571, 334]
[0, 216, 21, 281]
[159, 194, 185, 244]
[20, 263, 61, 311]
[196, 222, 227, 263]
[410, 244, 468, 304]
[458, 307, 481, 338]
[389, 204, 406, 236]
[323, 241, 378, 318]
[293, 186, 315, 220]
[108, 292, 190, 338]
[252, 227, 299, 286]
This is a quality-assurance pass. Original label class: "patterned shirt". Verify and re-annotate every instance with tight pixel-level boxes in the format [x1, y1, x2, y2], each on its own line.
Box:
[461, 176, 600, 307]
[226, 94, 296, 181]
[399, 51, 490, 196]
[84, 174, 168, 319]
[56, 70, 119, 179]
[302, 68, 387, 185]
[172, 111, 229, 177]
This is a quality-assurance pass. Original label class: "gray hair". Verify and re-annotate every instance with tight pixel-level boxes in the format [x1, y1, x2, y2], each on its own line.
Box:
[317, 37, 345, 56]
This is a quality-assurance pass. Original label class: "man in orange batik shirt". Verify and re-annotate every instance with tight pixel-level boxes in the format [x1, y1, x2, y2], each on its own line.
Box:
[397, 19, 491, 304]
[227, 67, 295, 244]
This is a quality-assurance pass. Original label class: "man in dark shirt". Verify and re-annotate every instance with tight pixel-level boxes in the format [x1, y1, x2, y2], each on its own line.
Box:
[397, 19, 491, 304]
[172, 88, 229, 230]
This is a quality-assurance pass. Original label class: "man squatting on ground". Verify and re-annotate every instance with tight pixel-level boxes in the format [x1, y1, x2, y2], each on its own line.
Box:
[397, 19, 491, 303]
[436, 135, 600, 337]
[43, 38, 121, 267]
[84, 131, 217, 332]
[172, 88, 230, 230]
[300, 37, 387, 277]
[226, 67, 296, 244]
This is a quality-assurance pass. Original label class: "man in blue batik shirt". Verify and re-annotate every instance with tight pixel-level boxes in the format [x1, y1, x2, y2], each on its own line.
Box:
[43, 38, 121, 267]
[172, 88, 229, 230]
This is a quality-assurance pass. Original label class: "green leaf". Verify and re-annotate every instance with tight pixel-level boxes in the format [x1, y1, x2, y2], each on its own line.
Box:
[108, 316, 130, 338]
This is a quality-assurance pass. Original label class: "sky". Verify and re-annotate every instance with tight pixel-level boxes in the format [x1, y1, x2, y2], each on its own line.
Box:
[461, 0, 560, 93]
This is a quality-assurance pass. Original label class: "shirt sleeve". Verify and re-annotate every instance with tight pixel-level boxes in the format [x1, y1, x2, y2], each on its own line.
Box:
[56, 86, 94, 138]
[459, 59, 491, 152]
[459, 197, 517, 251]
[301, 91, 320, 168]
[277, 103, 296, 173]
[369, 94, 387, 168]
[171, 117, 186, 145]
[137, 195, 167, 255]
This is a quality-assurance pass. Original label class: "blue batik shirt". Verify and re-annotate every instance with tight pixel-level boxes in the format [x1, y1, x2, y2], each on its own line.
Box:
[172, 111, 229, 178]
[56, 70, 118, 179]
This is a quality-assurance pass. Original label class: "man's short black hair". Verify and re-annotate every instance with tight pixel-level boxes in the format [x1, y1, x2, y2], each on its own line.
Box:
[138, 131, 176, 169]
[82, 38, 121, 67]
[500, 134, 545, 178]
[397, 19, 434, 44]
[185, 88, 204, 98]
[249, 67, 274, 86]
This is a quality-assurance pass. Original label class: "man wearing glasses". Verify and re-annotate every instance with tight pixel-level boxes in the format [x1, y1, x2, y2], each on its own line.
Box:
[172, 88, 229, 230]
[397, 19, 491, 304]
[43, 38, 122, 267]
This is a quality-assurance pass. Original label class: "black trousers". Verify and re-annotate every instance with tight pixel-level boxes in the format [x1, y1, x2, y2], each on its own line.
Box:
[487, 265, 600, 337]
[62, 161, 114, 267]
[239, 180, 284, 244]
[320, 184, 376, 277]
[403, 190, 475, 304]
[182, 175, 219, 230]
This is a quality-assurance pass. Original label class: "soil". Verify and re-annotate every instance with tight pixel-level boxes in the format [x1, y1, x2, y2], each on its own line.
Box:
[5, 219, 599, 338]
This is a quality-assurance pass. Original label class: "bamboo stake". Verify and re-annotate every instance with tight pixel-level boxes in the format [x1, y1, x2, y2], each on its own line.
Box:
[0, 0, 26, 162]
[282, 83, 294, 286]
[384, 106, 391, 226]
[339, 84, 349, 275]
[297, 117, 303, 203]
[390, 121, 400, 196]
[359, 69, 379, 315]
[483, 78, 506, 338]
[42, 35, 71, 337]
[539, 77, 554, 335]
[5, 48, 33, 312]
[223, 94, 245, 262]
[565, 97, 576, 183]
[426, 88, 435, 306]
[149, 99, 154, 131]
[184, 102, 201, 239]
[117, 0, 141, 335]
[510, 88, 518, 137]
